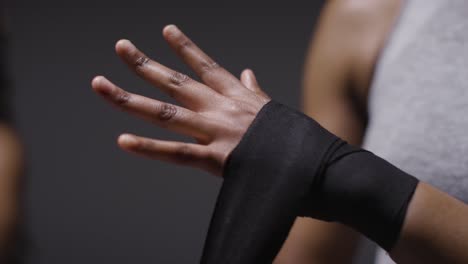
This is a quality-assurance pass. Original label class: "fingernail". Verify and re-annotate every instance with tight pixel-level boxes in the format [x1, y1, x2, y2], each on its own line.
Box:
[164, 24, 179, 34]
[118, 134, 138, 147]
[115, 39, 135, 52]
[92, 76, 113, 95]
[91, 75, 104, 87]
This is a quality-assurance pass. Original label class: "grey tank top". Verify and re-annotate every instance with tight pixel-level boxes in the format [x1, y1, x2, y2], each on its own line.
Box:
[362, 0, 468, 263]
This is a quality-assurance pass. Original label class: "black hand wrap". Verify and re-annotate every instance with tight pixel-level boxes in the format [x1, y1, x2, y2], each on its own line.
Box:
[200, 101, 418, 263]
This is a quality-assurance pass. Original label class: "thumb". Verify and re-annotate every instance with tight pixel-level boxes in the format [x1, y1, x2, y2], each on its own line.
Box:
[240, 69, 260, 92]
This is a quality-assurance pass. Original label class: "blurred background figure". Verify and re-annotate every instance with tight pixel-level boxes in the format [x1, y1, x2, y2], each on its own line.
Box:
[0, 8, 24, 263]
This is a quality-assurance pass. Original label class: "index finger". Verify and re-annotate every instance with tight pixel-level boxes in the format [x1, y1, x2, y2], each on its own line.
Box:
[162, 25, 242, 96]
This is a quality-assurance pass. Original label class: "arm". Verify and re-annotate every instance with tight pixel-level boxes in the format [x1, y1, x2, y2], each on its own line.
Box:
[276, 3, 364, 262]
[391, 182, 468, 264]
[92, 24, 468, 264]
[276, 0, 403, 263]
[203, 98, 468, 264]
[0, 124, 22, 258]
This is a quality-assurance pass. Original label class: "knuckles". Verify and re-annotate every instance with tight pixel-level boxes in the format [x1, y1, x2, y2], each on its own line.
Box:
[226, 100, 259, 117]
[199, 60, 220, 76]
[177, 39, 194, 53]
[124, 45, 148, 68]
[157, 103, 177, 122]
[135, 56, 150, 67]
[167, 71, 192, 98]
[115, 90, 131, 105]
[174, 145, 195, 163]
[169, 71, 191, 87]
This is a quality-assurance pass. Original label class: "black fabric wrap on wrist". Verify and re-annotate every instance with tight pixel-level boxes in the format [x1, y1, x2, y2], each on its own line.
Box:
[200, 100, 418, 263]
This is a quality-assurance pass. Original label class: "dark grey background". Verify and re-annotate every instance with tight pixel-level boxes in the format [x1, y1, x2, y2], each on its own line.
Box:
[4, 5, 374, 264]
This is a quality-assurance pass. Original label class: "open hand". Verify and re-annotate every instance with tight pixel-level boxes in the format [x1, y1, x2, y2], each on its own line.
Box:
[91, 25, 270, 176]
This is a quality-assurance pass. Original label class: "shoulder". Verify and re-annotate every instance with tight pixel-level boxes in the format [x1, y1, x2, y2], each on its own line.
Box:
[323, 0, 401, 29]
[314, 0, 404, 91]
[302, 0, 404, 143]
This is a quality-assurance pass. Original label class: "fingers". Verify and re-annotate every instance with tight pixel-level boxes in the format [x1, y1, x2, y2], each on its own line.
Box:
[240, 69, 270, 99]
[115, 39, 220, 110]
[118, 134, 221, 175]
[92, 76, 213, 143]
[240, 69, 260, 92]
[162, 25, 242, 96]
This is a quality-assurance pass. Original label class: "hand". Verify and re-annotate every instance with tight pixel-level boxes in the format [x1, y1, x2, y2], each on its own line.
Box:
[91, 25, 270, 177]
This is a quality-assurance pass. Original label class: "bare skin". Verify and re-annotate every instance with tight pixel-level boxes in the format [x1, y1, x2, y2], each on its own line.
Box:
[0, 124, 22, 257]
[275, 0, 404, 263]
[92, 24, 468, 263]
[92, 25, 271, 177]
[392, 182, 468, 264]
[277, 0, 468, 263]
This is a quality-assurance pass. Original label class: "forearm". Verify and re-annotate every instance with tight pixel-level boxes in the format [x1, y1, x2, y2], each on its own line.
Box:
[390, 182, 468, 264]
[88, 24, 467, 263]
[311, 143, 468, 263]
[201, 101, 417, 262]
[201, 100, 468, 263]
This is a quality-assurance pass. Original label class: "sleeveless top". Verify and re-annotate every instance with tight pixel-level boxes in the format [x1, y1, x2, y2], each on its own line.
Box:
[362, 0, 468, 263]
